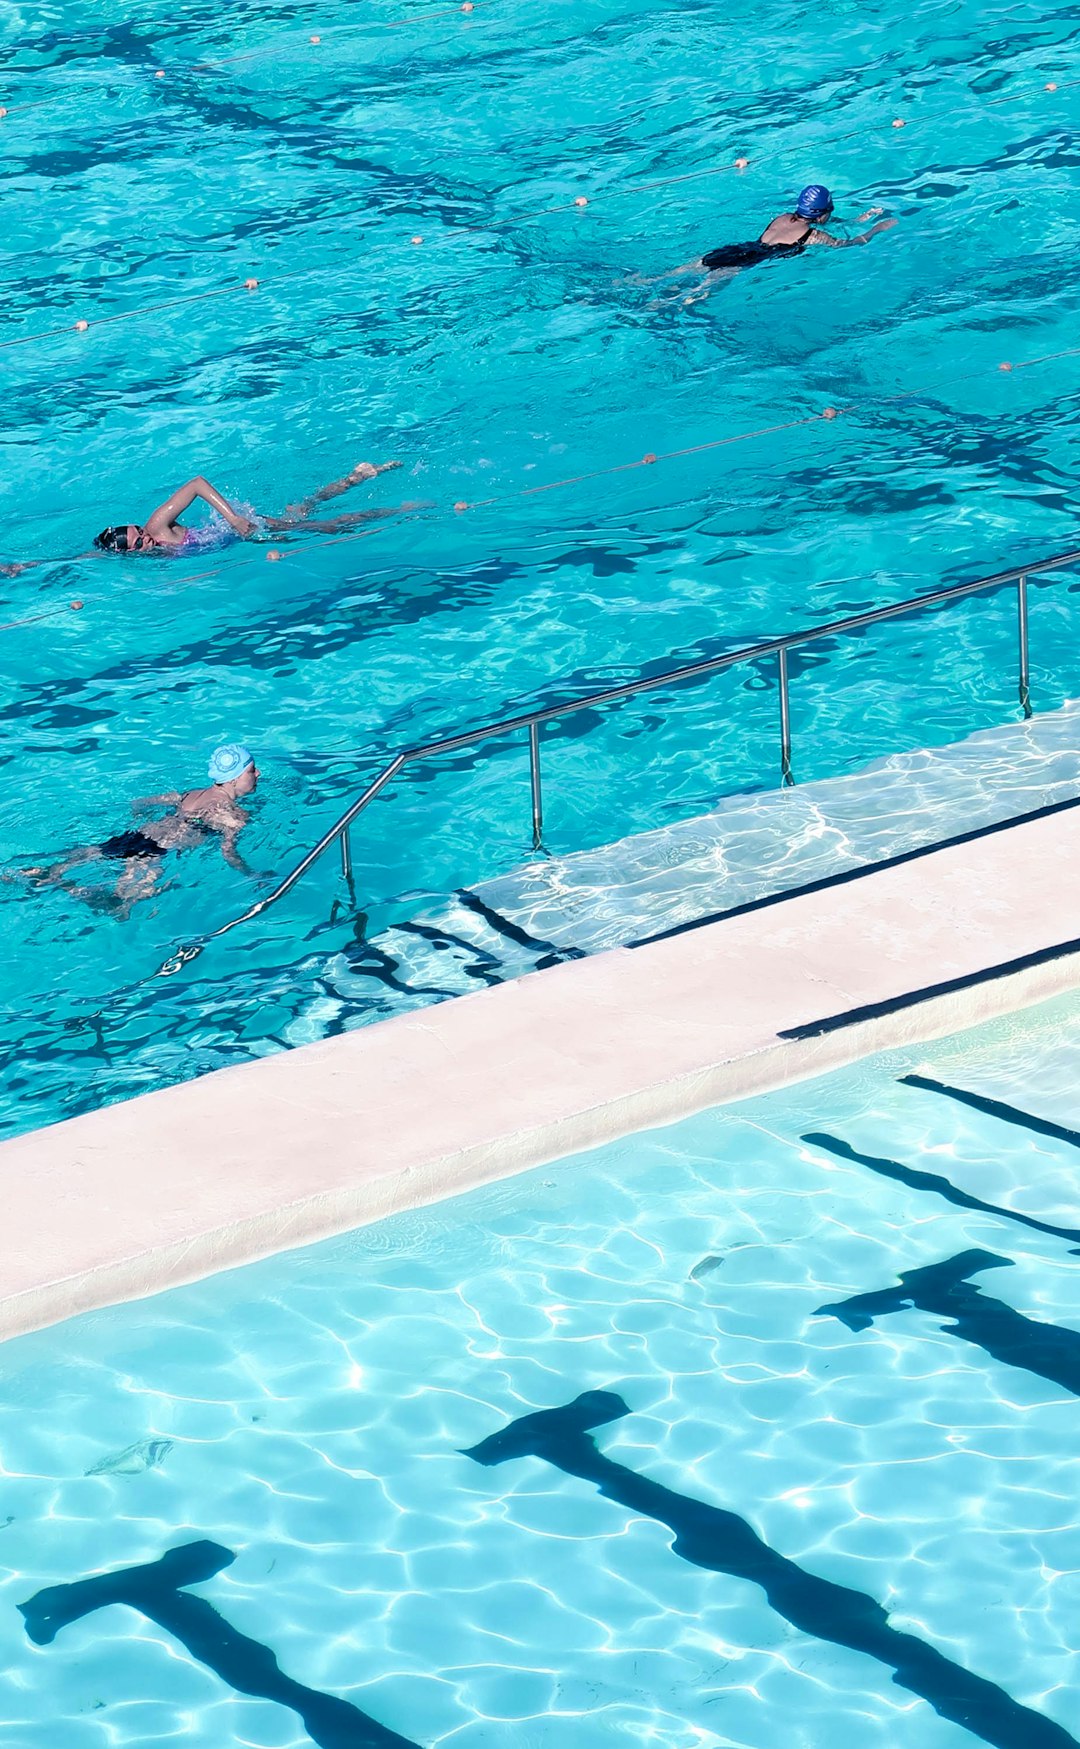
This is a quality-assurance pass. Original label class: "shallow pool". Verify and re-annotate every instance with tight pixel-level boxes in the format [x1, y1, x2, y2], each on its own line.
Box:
[2, 0, 1079, 1130]
[4, 990, 1080, 1746]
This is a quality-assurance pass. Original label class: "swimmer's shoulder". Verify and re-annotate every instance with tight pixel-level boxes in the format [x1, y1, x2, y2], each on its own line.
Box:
[759, 212, 801, 244]
[177, 784, 216, 816]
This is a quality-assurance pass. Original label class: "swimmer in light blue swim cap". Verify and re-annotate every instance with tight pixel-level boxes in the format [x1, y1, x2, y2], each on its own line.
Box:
[207, 743, 257, 785]
[11, 744, 261, 919]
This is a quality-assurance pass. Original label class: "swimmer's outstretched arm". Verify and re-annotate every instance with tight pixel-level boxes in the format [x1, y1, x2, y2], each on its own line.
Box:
[807, 218, 897, 248]
[1, 548, 100, 575]
[266, 460, 403, 528]
[143, 477, 255, 540]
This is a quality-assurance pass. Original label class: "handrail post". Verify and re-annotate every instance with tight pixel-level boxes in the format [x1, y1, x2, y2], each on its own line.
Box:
[778, 647, 794, 785]
[1017, 575, 1032, 718]
[528, 721, 544, 850]
[340, 822, 353, 883]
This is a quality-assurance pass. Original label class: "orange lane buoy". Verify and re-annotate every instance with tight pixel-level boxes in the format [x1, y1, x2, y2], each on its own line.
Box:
[266, 549, 284, 561]
[244, 277, 259, 289]
[1046, 81, 1059, 91]
[310, 34, 321, 44]
[74, 319, 89, 332]
[999, 361, 1013, 372]
[0, 108, 8, 118]
[461, 2, 474, 10]
[454, 500, 469, 511]
[642, 452, 657, 464]
[822, 406, 840, 419]
[411, 235, 424, 245]
[154, 69, 165, 79]
[734, 156, 749, 169]
[574, 196, 588, 207]
[892, 117, 905, 128]
[70, 600, 84, 610]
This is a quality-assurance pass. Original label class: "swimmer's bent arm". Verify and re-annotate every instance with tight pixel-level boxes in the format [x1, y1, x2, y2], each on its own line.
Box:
[143, 477, 255, 540]
[131, 791, 181, 813]
[218, 825, 255, 877]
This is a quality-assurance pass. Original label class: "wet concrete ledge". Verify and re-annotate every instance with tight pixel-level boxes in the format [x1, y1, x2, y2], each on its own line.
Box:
[2, 805, 1079, 1342]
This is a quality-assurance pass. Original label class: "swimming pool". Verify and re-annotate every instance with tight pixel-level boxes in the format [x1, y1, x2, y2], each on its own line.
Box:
[2, 0, 1079, 1133]
[3, 988, 1080, 1746]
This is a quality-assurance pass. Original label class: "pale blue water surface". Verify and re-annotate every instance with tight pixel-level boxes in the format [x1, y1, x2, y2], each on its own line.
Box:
[2, 0, 1080, 1132]
[3, 992, 1080, 1746]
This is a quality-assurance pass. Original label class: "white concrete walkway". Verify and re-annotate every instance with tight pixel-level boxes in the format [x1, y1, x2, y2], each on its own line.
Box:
[3, 805, 1079, 1341]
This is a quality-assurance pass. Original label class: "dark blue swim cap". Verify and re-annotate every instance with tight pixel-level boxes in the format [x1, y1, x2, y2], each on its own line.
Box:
[796, 184, 833, 220]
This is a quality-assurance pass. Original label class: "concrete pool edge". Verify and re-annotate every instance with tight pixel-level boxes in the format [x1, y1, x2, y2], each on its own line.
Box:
[3, 803, 1079, 1343]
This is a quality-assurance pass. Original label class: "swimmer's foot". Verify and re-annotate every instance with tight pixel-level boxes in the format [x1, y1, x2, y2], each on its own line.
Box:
[7, 862, 65, 886]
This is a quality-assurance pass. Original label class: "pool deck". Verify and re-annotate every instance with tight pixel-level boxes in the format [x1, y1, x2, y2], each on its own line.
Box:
[3, 804, 1079, 1341]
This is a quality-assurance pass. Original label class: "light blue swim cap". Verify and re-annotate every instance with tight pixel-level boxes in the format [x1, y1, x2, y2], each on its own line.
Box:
[796, 184, 833, 219]
[208, 743, 254, 783]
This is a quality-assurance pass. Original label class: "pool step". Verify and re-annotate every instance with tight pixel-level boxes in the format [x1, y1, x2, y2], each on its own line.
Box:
[468, 699, 1080, 956]
[274, 698, 1080, 1039]
[279, 893, 572, 1048]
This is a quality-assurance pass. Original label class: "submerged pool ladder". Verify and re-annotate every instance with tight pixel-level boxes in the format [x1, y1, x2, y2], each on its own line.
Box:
[187, 545, 1077, 962]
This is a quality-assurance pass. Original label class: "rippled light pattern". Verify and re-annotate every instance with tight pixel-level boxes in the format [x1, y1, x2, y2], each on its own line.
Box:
[3, 992, 1080, 1745]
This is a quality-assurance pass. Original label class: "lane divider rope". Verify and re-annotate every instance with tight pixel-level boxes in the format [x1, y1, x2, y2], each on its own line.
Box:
[194, 1, 484, 67]
[1, 70, 1074, 337]
[8, 335, 1075, 622]
[0, 0, 488, 110]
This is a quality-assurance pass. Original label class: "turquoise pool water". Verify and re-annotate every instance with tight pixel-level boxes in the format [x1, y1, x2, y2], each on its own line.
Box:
[4, 992, 1080, 1746]
[2, 0, 1080, 1133]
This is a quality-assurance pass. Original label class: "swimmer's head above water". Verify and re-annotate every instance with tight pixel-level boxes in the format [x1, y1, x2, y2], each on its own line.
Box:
[93, 524, 158, 554]
[208, 742, 258, 794]
[795, 184, 834, 222]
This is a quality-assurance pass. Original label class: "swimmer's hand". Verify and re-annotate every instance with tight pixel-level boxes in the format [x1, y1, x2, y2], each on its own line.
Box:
[0, 562, 28, 576]
[853, 218, 898, 245]
[349, 460, 402, 482]
[233, 516, 257, 538]
[858, 207, 884, 221]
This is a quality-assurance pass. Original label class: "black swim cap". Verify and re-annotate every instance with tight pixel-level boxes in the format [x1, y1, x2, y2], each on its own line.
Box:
[94, 526, 131, 552]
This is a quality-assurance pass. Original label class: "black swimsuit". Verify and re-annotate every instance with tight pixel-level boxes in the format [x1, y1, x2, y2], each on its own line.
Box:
[99, 829, 166, 861]
[701, 223, 812, 272]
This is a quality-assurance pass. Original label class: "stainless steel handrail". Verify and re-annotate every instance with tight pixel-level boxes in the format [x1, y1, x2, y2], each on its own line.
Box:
[158, 544, 1080, 974]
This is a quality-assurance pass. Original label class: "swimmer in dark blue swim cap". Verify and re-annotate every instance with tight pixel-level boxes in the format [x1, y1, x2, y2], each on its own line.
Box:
[699, 185, 895, 273]
[641, 185, 896, 303]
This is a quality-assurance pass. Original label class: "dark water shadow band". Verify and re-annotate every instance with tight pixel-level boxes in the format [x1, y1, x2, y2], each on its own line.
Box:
[19, 1540, 417, 1749]
[802, 1132, 1080, 1248]
[900, 1073, 1080, 1153]
[464, 1391, 1078, 1749]
[817, 1248, 1080, 1396]
[455, 888, 587, 965]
